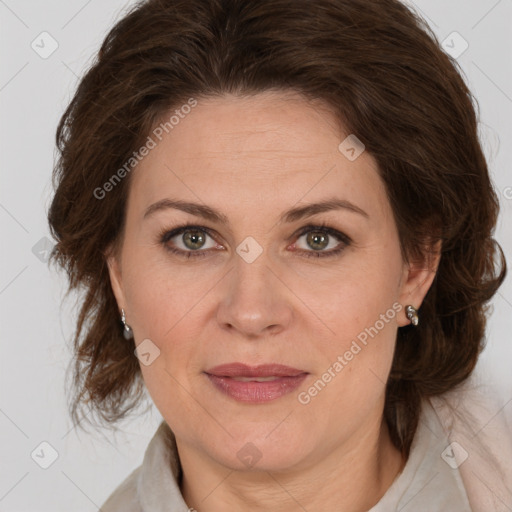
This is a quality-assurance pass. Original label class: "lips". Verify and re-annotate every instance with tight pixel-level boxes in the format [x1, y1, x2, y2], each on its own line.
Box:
[204, 363, 308, 403]
[205, 363, 306, 378]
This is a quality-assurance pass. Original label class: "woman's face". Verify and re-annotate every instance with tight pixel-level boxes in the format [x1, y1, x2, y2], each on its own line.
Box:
[107, 91, 434, 472]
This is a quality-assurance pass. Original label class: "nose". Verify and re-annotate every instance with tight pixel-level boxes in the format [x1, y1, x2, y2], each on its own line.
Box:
[215, 253, 293, 339]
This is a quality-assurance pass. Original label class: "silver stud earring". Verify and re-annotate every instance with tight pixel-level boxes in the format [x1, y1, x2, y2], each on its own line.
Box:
[120, 308, 134, 339]
[405, 305, 419, 326]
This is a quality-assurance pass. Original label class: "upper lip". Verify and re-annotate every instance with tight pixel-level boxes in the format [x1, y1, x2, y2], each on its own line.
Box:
[205, 363, 307, 378]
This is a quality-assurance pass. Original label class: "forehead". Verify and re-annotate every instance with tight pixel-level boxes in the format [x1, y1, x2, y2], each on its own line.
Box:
[127, 91, 389, 224]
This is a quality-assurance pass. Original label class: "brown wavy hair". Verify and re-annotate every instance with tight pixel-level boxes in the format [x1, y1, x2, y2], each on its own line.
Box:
[47, 0, 506, 455]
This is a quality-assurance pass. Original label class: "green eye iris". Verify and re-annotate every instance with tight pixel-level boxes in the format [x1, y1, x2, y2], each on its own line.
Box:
[182, 230, 207, 250]
[306, 231, 329, 251]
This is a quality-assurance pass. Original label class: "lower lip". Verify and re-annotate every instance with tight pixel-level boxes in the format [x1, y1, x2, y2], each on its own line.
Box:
[205, 373, 308, 403]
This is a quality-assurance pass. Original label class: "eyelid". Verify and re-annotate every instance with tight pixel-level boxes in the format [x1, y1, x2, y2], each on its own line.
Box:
[157, 222, 230, 252]
[158, 222, 351, 258]
[294, 223, 352, 244]
[159, 223, 216, 242]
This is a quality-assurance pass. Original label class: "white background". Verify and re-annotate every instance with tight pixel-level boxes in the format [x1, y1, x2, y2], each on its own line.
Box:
[1, 0, 511, 510]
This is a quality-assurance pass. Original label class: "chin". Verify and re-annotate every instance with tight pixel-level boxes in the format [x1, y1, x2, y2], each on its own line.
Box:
[202, 427, 313, 473]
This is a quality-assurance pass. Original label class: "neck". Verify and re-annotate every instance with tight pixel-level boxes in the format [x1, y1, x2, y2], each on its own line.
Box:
[178, 418, 405, 512]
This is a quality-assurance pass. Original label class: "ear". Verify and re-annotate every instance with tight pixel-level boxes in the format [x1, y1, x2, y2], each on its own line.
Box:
[397, 239, 442, 327]
[105, 243, 127, 312]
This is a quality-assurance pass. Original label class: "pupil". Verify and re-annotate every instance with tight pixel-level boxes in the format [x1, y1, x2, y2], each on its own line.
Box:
[307, 232, 328, 251]
[183, 230, 205, 250]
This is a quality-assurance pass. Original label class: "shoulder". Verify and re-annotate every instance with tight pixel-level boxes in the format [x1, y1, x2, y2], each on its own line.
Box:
[428, 376, 512, 512]
[429, 374, 512, 448]
[100, 466, 142, 512]
[99, 420, 185, 512]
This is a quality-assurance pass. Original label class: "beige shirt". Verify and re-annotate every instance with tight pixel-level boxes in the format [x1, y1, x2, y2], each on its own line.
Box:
[101, 381, 512, 511]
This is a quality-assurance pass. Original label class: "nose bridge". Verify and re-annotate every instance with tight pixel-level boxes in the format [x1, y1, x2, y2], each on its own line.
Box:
[216, 243, 292, 336]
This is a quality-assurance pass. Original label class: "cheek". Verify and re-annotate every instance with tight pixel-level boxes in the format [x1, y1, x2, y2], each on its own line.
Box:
[302, 294, 399, 423]
[128, 261, 204, 417]
[120, 258, 205, 404]
[297, 245, 402, 397]
[122, 245, 207, 335]
[297, 250, 402, 343]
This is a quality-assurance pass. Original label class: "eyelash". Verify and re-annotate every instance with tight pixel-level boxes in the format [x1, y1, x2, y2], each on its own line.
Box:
[157, 222, 352, 260]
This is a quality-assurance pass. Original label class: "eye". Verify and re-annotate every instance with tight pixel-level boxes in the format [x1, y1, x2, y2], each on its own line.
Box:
[158, 222, 351, 259]
[292, 223, 351, 258]
[158, 224, 221, 259]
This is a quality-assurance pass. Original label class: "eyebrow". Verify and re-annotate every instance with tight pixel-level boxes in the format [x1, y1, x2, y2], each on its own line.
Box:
[143, 197, 369, 224]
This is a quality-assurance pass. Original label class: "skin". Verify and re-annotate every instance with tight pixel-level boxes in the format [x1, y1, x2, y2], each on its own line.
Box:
[106, 90, 440, 512]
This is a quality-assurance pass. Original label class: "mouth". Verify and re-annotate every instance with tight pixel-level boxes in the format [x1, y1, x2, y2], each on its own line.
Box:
[204, 363, 308, 403]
